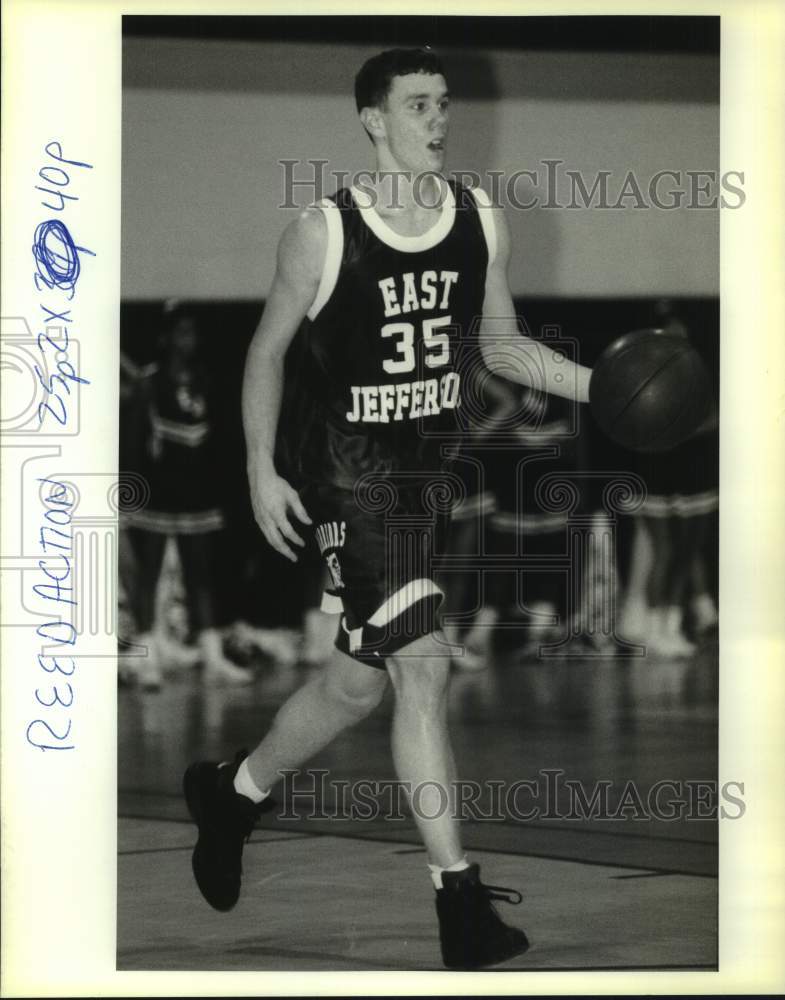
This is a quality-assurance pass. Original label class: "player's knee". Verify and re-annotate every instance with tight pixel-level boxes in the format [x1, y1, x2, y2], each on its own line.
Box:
[387, 652, 450, 707]
[320, 666, 388, 719]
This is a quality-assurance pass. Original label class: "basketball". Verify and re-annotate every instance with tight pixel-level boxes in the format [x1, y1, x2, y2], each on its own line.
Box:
[589, 328, 714, 452]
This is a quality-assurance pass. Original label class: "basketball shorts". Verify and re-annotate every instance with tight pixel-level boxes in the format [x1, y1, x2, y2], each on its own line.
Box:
[631, 429, 719, 518]
[300, 480, 450, 667]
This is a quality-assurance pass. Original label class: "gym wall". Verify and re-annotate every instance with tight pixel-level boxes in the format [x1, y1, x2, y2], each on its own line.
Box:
[122, 36, 719, 301]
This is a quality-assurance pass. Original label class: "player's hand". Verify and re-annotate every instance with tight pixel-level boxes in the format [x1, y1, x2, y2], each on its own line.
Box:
[248, 463, 312, 562]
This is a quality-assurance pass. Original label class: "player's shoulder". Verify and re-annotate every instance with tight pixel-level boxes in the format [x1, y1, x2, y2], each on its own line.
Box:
[278, 204, 327, 256]
[276, 203, 330, 283]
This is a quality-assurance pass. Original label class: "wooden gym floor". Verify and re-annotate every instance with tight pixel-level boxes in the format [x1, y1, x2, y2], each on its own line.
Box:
[118, 636, 718, 972]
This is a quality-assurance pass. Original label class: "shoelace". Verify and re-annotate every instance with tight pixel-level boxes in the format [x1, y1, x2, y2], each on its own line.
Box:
[479, 883, 523, 905]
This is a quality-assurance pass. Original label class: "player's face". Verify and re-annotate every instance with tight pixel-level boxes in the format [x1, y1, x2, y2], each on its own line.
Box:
[379, 72, 450, 174]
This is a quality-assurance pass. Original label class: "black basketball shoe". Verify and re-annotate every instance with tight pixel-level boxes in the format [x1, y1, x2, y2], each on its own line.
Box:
[183, 749, 275, 911]
[436, 863, 530, 969]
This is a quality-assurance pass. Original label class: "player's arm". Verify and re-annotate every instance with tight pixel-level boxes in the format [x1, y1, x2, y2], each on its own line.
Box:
[479, 208, 591, 404]
[242, 207, 325, 561]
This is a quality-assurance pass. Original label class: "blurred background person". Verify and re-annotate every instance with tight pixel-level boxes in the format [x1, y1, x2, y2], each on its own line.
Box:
[490, 384, 577, 658]
[443, 371, 578, 668]
[121, 303, 253, 688]
[618, 300, 719, 656]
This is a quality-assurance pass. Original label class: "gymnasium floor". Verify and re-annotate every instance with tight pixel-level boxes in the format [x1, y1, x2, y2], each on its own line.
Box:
[118, 636, 718, 972]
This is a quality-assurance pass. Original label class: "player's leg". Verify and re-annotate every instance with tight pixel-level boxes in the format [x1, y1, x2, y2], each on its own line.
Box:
[666, 513, 700, 639]
[183, 482, 392, 910]
[243, 644, 389, 793]
[658, 515, 696, 656]
[618, 514, 654, 642]
[657, 438, 703, 654]
[643, 512, 671, 651]
[301, 565, 338, 667]
[686, 430, 719, 634]
[688, 513, 718, 634]
[646, 513, 695, 657]
[520, 546, 561, 654]
[117, 527, 141, 683]
[124, 527, 167, 688]
[439, 451, 498, 670]
[440, 513, 488, 668]
[386, 630, 460, 866]
[176, 531, 254, 685]
[385, 628, 529, 968]
[183, 642, 388, 911]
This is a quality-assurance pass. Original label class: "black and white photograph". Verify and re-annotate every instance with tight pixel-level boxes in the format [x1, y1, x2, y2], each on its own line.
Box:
[116, 14, 723, 972]
[2, 1, 784, 994]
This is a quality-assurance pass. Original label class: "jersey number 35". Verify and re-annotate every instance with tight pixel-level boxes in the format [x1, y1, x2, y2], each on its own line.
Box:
[381, 315, 452, 374]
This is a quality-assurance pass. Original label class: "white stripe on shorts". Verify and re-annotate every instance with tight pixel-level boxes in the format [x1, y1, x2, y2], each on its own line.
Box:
[367, 578, 444, 629]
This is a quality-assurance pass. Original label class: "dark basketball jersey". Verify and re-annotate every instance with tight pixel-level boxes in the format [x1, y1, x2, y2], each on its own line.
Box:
[278, 181, 496, 490]
[125, 364, 224, 532]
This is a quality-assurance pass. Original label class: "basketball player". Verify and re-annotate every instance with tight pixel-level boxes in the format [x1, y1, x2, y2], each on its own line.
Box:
[184, 48, 592, 969]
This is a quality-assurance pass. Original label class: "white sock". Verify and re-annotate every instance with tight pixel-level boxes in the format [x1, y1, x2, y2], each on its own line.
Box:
[233, 759, 270, 804]
[428, 857, 470, 890]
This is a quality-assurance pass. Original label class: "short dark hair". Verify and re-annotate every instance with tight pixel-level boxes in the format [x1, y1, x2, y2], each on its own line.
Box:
[354, 47, 444, 114]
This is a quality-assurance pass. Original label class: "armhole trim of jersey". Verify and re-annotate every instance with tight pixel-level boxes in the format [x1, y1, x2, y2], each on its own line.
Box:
[307, 198, 344, 321]
[468, 186, 497, 267]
